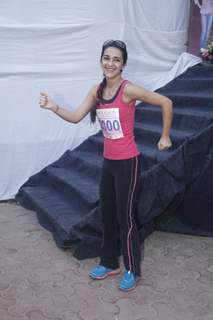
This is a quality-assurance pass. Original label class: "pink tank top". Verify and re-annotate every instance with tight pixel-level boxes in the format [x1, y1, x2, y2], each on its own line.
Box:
[96, 80, 140, 160]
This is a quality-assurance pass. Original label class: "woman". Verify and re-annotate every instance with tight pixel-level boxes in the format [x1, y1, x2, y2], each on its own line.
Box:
[194, 0, 213, 49]
[39, 39, 173, 291]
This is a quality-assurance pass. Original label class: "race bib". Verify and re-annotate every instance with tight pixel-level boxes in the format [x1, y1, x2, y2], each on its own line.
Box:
[96, 108, 124, 139]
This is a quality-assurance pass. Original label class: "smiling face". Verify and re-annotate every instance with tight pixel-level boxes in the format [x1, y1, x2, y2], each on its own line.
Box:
[101, 47, 126, 80]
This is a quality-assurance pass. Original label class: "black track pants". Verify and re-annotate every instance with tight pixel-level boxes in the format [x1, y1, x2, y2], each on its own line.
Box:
[99, 155, 142, 276]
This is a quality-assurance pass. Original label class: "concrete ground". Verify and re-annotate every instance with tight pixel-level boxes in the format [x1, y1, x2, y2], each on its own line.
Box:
[0, 201, 213, 320]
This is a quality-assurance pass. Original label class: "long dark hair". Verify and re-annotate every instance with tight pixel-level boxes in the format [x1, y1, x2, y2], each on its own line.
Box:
[90, 39, 128, 123]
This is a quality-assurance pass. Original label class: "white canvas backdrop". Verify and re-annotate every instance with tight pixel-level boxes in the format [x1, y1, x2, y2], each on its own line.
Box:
[0, 0, 200, 200]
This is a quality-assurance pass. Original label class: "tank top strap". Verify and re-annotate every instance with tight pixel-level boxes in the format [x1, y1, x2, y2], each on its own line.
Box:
[116, 80, 129, 100]
[120, 79, 129, 91]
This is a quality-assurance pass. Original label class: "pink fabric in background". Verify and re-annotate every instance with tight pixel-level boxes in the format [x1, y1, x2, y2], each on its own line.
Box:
[201, 0, 213, 14]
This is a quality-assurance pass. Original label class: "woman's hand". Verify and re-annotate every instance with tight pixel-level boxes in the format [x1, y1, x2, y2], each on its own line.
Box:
[157, 136, 172, 151]
[39, 92, 58, 112]
[194, 0, 201, 9]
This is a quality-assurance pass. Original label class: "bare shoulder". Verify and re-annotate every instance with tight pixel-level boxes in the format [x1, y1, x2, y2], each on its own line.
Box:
[124, 82, 146, 94]
[124, 82, 172, 106]
[123, 81, 147, 103]
[80, 84, 99, 107]
[88, 84, 99, 99]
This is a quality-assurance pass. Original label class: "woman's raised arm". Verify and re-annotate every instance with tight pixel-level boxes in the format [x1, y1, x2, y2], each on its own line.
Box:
[39, 85, 98, 123]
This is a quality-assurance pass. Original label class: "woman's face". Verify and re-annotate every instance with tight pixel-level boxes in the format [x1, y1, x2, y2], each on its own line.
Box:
[101, 47, 125, 79]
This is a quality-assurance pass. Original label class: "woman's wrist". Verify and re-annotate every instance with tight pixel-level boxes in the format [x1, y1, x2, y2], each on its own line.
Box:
[161, 132, 170, 139]
[53, 105, 60, 113]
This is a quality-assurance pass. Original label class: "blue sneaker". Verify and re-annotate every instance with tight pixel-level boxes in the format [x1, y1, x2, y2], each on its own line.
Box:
[119, 270, 140, 291]
[89, 265, 120, 280]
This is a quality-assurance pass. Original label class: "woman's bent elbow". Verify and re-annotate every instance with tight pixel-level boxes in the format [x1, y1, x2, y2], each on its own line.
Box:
[166, 97, 173, 108]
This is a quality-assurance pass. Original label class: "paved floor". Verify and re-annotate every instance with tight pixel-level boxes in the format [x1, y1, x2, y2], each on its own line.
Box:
[0, 201, 213, 320]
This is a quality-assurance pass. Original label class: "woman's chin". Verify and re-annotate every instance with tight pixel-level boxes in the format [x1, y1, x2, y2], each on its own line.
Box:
[105, 73, 121, 80]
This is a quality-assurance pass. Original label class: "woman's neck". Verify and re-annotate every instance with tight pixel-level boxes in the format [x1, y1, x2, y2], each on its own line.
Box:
[106, 76, 123, 89]
[103, 77, 124, 100]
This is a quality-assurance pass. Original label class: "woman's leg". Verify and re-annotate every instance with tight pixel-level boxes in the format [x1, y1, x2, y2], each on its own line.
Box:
[206, 14, 213, 44]
[200, 14, 213, 49]
[115, 156, 142, 277]
[99, 159, 120, 269]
